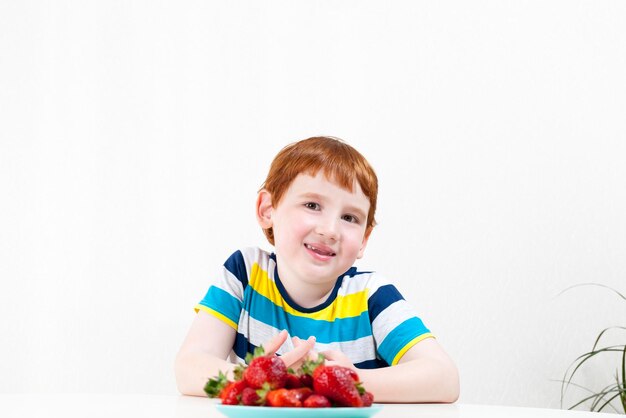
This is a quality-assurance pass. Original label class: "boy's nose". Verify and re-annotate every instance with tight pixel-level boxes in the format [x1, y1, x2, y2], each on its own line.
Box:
[315, 217, 339, 241]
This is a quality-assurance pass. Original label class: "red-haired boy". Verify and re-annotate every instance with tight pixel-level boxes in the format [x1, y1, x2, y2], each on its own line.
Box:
[176, 137, 459, 402]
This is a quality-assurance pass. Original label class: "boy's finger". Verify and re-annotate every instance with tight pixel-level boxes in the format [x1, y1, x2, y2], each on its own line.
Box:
[321, 349, 358, 370]
[306, 349, 319, 362]
[262, 330, 288, 355]
[280, 336, 315, 366]
[319, 349, 351, 365]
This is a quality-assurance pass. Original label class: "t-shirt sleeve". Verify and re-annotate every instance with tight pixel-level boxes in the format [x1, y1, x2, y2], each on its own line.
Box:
[368, 280, 434, 366]
[195, 250, 248, 330]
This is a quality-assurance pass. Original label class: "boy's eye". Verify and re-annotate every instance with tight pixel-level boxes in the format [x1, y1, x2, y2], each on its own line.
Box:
[304, 202, 320, 210]
[342, 214, 359, 224]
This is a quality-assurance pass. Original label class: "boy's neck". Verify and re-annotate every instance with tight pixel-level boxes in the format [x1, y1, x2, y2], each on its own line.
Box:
[275, 267, 336, 309]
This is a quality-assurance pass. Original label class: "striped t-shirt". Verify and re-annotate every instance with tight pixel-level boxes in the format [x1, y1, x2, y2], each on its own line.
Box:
[196, 247, 433, 368]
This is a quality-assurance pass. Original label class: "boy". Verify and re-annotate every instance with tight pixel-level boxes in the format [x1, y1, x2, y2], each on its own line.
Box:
[175, 137, 459, 402]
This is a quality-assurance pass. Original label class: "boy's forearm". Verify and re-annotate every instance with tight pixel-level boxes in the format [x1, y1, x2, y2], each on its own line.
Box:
[174, 350, 235, 397]
[359, 357, 459, 403]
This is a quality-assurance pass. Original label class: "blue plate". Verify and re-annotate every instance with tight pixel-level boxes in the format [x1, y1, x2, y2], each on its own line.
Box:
[215, 404, 383, 418]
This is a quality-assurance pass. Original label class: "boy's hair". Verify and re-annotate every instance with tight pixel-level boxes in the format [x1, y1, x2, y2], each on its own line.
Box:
[260, 136, 378, 245]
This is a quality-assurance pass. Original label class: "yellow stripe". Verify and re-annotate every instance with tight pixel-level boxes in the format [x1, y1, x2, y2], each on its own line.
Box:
[391, 333, 435, 365]
[249, 263, 368, 320]
[195, 305, 238, 330]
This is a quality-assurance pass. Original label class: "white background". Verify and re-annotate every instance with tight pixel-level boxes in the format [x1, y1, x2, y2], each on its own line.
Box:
[1, 0, 625, 411]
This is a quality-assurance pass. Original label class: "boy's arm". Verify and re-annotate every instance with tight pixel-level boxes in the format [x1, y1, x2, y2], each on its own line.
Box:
[322, 338, 459, 403]
[175, 311, 237, 396]
[175, 311, 316, 396]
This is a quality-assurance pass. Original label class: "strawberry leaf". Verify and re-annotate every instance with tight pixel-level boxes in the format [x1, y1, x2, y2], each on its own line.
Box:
[300, 354, 325, 376]
[204, 371, 229, 398]
[233, 363, 246, 381]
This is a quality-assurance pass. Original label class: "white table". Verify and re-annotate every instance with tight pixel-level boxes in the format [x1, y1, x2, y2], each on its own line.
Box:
[0, 394, 616, 418]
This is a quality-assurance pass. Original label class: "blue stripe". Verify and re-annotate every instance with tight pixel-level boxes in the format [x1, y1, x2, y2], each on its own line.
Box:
[198, 286, 242, 325]
[354, 358, 389, 369]
[377, 317, 430, 365]
[246, 287, 372, 344]
[224, 250, 248, 289]
[234, 332, 259, 362]
[368, 284, 404, 322]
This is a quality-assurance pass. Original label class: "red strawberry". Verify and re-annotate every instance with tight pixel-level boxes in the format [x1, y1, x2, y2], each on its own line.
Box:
[241, 387, 261, 406]
[299, 374, 314, 388]
[298, 354, 324, 388]
[244, 355, 288, 389]
[220, 380, 248, 405]
[290, 387, 312, 402]
[312, 365, 364, 407]
[361, 391, 374, 407]
[266, 388, 303, 407]
[285, 373, 303, 388]
[303, 394, 332, 408]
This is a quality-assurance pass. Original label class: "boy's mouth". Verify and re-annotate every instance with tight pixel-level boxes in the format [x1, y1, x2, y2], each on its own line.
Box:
[304, 243, 336, 257]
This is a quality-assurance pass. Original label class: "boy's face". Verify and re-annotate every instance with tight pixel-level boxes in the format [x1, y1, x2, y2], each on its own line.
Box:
[257, 171, 371, 290]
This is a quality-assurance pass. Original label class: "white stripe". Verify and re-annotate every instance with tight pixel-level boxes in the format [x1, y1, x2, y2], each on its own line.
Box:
[213, 267, 244, 301]
[371, 299, 418, 345]
[237, 311, 282, 349]
[337, 271, 387, 297]
[314, 335, 378, 364]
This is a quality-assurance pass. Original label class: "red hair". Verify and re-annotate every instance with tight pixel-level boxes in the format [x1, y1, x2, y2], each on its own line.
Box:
[260, 136, 378, 245]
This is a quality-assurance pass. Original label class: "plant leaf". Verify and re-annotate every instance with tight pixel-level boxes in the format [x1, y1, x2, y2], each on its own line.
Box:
[591, 326, 626, 352]
[556, 282, 626, 413]
[581, 383, 620, 412]
[562, 347, 625, 390]
[557, 283, 626, 301]
[561, 346, 626, 406]
[552, 378, 598, 409]
[589, 380, 621, 412]
[555, 379, 621, 413]
[621, 345, 626, 413]
[568, 386, 618, 411]
[596, 392, 621, 413]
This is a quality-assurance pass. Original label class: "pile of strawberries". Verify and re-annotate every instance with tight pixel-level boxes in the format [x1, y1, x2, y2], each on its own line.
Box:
[205, 348, 374, 408]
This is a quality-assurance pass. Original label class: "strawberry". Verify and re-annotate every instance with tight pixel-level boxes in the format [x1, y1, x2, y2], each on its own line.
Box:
[290, 387, 312, 402]
[303, 394, 332, 408]
[361, 391, 374, 407]
[312, 365, 364, 407]
[244, 355, 288, 389]
[299, 374, 314, 388]
[241, 387, 261, 406]
[266, 388, 303, 407]
[298, 354, 324, 388]
[220, 380, 248, 405]
[285, 373, 303, 388]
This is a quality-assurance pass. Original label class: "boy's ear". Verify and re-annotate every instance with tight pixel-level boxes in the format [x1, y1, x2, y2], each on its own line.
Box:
[356, 226, 373, 259]
[256, 189, 273, 229]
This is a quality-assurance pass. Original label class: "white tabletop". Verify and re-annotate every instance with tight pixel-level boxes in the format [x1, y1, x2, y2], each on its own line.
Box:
[0, 394, 616, 418]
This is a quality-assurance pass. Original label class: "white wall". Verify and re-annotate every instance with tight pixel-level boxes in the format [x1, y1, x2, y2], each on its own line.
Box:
[1, 0, 625, 410]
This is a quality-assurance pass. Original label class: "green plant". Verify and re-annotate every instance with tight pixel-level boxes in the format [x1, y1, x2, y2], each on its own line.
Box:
[559, 283, 626, 413]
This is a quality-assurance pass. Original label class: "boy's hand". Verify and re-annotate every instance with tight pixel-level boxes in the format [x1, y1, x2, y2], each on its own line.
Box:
[291, 335, 319, 366]
[319, 349, 357, 371]
[261, 330, 316, 369]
